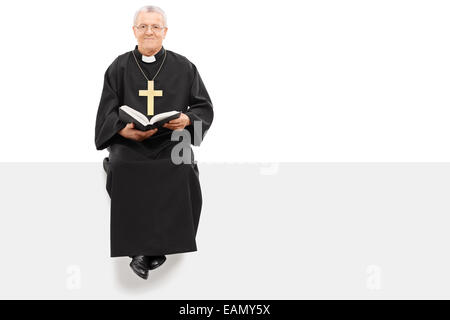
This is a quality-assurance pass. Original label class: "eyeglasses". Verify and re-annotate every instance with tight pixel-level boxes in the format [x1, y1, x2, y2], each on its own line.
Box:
[134, 24, 166, 33]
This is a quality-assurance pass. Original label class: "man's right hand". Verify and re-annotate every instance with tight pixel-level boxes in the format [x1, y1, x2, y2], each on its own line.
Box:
[118, 123, 158, 142]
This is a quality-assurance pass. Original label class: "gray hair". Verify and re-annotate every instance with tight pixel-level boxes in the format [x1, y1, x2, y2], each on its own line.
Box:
[133, 5, 167, 27]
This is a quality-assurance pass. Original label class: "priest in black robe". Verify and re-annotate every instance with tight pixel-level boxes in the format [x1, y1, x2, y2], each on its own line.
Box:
[94, 5, 214, 280]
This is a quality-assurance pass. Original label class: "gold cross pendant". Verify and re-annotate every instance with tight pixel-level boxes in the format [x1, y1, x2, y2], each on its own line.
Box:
[139, 80, 163, 115]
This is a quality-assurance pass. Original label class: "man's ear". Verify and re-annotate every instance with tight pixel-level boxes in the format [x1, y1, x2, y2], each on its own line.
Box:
[163, 27, 168, 39]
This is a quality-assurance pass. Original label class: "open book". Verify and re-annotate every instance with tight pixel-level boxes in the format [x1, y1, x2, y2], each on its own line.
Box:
[118, 105, 181, 131]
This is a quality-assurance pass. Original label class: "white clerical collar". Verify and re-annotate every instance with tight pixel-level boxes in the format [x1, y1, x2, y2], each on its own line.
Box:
[134, 46, 165, 64]
[142, 55, 156, 63]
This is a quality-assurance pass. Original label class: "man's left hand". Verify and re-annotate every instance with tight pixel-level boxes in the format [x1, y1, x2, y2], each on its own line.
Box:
[163, 113, 191, 130]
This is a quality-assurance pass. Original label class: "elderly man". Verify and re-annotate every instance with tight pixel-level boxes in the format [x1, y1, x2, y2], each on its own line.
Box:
[94, 5, 213, 280]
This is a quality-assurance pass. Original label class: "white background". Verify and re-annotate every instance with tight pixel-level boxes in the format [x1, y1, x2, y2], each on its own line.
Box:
[0, 0, 449, 162]
[1, 1, 450, 300]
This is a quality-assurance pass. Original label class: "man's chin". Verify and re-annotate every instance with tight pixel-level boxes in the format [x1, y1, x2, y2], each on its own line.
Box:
[138, 42, 162, 54]
[140, 43, 154, 49]
[141, 41, 158, 49]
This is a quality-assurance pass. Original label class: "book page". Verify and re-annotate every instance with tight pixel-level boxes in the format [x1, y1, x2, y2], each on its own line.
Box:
[120, 105, 150, 126]
[149, 111, 179, 125]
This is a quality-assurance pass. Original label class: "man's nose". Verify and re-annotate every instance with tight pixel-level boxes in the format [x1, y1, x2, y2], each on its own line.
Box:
[144, 27, 154, 35]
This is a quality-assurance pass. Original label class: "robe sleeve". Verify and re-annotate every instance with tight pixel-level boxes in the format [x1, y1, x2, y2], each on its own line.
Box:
[94, 57, 127, 150]
[184, 64, 214, 146]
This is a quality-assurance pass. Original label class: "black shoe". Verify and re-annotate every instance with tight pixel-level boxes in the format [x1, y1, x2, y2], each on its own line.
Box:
[103, 157, 110, 174]
[147, 255, 167, 270]
[129, 255, 150, 280]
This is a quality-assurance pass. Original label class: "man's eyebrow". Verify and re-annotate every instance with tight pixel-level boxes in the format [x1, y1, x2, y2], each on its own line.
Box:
[137, 23, 162, 26]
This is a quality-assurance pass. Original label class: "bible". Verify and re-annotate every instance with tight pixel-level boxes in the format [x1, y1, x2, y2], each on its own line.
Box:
[118, 105, 181, 131]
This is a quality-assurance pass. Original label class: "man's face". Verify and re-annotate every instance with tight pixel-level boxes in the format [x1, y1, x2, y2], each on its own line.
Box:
[133, 11, 167, 52]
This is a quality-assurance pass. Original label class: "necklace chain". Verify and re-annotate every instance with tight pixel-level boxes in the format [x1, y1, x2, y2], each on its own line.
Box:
[132, 48, 167, 82]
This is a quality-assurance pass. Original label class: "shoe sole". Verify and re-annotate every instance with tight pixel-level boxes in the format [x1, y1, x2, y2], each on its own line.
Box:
[129, 263, 149, 280]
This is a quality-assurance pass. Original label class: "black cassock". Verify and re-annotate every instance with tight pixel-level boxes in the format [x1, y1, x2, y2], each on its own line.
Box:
[94, 46, 213, 257]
